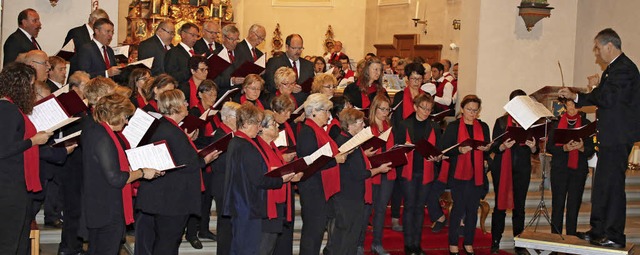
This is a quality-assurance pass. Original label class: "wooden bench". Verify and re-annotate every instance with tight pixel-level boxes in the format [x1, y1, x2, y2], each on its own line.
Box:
[514, 231, 638, 255]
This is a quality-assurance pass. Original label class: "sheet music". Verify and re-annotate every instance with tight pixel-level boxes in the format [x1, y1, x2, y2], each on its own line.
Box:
[503, 95, 553, 129]
[274, 130, 288, 148]
[126, 57, 154, 69]
[122, 108, 156, 148]
[147, 111, 163, 119]
[293, 104, 305, 114]
[338, 126, 374, 153]
[53, 130, 81, 145]
[379, 127, 392, 141]
[53, 84, 70, 97]
[60, 39, 74, 53]
[112, 45, 130, 57]
[212, 87, 240, 109]
[303, 143, 333, 165]
[199, 108, 219, 120]
[218, 49, 231, 63]
[255, 54, 266, 68]
[29, 97, 70, 132]
[45, 117, 80, 133]
[325, 67, 335, 74]
[125, 142, 177, 171]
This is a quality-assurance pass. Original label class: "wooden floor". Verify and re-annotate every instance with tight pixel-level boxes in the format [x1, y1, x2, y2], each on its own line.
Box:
[516, 231, 637, 255]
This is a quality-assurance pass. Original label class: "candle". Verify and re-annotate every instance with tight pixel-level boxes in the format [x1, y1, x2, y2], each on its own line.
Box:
[415, 0, 420, 19]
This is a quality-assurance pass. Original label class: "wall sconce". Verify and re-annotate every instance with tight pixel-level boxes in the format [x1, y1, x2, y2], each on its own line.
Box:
[412, 0, 427, 34]
[452, 19, 461, 30]
[412, 18, 427, 27]
[518, 0, 553, 31]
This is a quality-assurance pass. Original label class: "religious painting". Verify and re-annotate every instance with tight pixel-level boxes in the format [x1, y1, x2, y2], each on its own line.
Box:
[378, 0, 411, 6]
[272, 0, 334, 7]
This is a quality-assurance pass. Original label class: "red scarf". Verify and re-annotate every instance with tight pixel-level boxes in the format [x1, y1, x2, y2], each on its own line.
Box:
[240, 94, 264, 110]
[100, 122, 134, 225]
[283, 122, 297, 146]
[402, 87, 423, 119]
[557, 113, 581, 169]
[403, 128, 436, 184]
[256, 136, 291, 221]
[135, 94, 146, 108]
[358, 80, 378, 109]
[188, 78, 200, 108]
[305, 119, 340, 200]
[115, 131, 139, 196]
[361, 146, 373, 204]
[147, 100, 158, 112]
[454, 119, 484, 186]
[498, 116, 515, 210]
[196, 103, 215, 136]
[164, 117, 205, 192]
[371, 121, 396, 184]
[6, 98, 41, 192]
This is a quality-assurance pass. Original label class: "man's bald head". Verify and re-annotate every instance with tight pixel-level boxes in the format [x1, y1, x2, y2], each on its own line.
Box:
[24, 50, 49, 82]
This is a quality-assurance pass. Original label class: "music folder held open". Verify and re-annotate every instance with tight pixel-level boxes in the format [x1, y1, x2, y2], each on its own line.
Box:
[553, 121, 597, 144]
[207, 51, 232, 80]
[52, 130, 82, 148]
[212, 87, 240, 110]
[197, 133, 233, 157]
[300, 77, 314, 94]
[122, 108, 160, 148]
[231, 54, 266, 77]
[180, 114, 207, 134]
[368, 144, 414, 168]
[265, 142, 334, 181]
[360, 127, 392, 151]
[28, 93, 83, 132]
[274, 130, 295, 153]
[503, 122, 548, 144]
[125, 140, 184, 171]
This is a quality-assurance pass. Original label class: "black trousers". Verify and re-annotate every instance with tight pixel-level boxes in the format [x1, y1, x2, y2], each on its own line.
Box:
[0, 186, 31, 255]
[153, 214, 189, 255]
[448, 179, 483, 246]
[401, 175, 445, 247]
[550, 165, 588, 235]
[325, 196, 364, 255]
[390, 168, 404, 219]
[87, 217, 124, 255]
[490, 164, 531, 241]
[297, 179, 330, 255]
[230, 214, 262, 255]
[360, 177, 394, 247]
[58, 162, 84, 254]
[259, 232, 279, 255]
[273, 188, 296, 255]
[134, 212, 154, 255]
[590, 144, 632, 244]
[185, 191, 213, 239]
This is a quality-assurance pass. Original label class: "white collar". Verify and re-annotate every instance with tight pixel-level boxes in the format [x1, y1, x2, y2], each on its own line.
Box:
[244, 39, 253, 51]
[85, 24, 94, 40]
[49, 79, 63, 89]
[18, 27, 34, 39]
[179, 42, 192, 53]
[93, 39, 105, 49]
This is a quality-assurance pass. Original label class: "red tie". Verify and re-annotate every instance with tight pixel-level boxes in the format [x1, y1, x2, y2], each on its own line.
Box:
[164, 45, 169, 52]
[252, 48, 258, 61]
[292, 61, 298, 78]
[102, 46, 111, 69]
[208, 43, 214, 53]
[189, 48, 195, 56]
[228, 51, 235, 63]
[31, 37, 39, 50]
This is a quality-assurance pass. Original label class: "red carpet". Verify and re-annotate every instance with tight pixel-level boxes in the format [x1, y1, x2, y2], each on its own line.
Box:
[361, 208, 512, 254]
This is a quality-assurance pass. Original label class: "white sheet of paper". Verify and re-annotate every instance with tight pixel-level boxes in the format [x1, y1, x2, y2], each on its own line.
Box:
[503, 95, 553, 129]
[338, 126, 374, 153]
[293, 104, 305, 114]
[29, 97, 70, 132]
[212, 87, 240, 109]
[255, 54, 266, 68]
[303, 142, 333, 165]
[53, 84, 70, 97]
[274, 130, 288, 148]
[60, 39, 74, 52]
[127, 57, 154, 68]
[125, 143, 177, 171]
[53, 130, 81, 145]
[112, 45, 130, 57]
[379, 127, 392, 142]
[218, 49, 231, 63]
[122, 108, 156, 148]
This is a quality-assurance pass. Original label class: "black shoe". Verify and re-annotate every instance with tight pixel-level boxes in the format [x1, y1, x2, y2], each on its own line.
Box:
[45, 219, 63, 228]
[449, 251, 459, 255]
[576, 230, 600, 241]
[198, 231, 217, 241]
[432, 220, 446, 233]
[463, 247, 475, 255]
[187, 237, 203, 249]
[490, 239, 500, 254]
[404, 246, 415, 255]
[514, 247, 529, 255]
[414, 246, 425, 255]
[590, 237, 625, 248]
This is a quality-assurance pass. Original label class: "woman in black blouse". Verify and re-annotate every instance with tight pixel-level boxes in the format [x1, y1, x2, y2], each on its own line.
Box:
[0, 63, 52, 254]
[135, 89, 219, 254]
[343, 57, 389, 109]
[547, 99, 595, 236]
[439, 95, 491, 255]
[234, 74, 268, 110]
[83, 94, 161, 254]
[127, 68, 151, 108]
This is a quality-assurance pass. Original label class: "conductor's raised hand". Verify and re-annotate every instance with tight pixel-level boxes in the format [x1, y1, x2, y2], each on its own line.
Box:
[587, 73, 600, 88]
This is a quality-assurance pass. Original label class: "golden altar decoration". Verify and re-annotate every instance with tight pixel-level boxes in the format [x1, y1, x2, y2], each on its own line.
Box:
[123, 0, 234, 46]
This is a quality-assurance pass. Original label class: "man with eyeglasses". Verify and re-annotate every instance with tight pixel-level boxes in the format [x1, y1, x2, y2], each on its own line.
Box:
[4, 8, 42, 64]
[211, 24, 245, 96]
[235, 24, 266, 65]
[23, 50, 50, 83]
[165, 22, 200, 84]
[139, 20, 175, 76]
[194, 20, 222, 57]
[63, 9, 110, 52]
[264, 34, 314, 94]
[74, 18, 120, 79]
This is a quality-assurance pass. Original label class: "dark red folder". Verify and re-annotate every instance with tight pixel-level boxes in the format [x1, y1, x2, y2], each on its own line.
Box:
[414, 139, 444, 158]
[278, 145, 296, 154]
[553, 121, 597, 145]
[212, 88, 241, 110]
[56, 90, 88, 116]
[264, 157, 309, 178]
[458, 138, 490, 150]
[231, 60, 265, 77]
[368, 144, 414, 168]
[180, 115, 207, 134]
[197, 133, 233, 157]
[300, 77, 314, 93]
[504, 122, 548, 144]
[207, 54, 232, 80]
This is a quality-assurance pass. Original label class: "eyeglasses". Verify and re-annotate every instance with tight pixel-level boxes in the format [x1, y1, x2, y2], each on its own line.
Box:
[322, 85, 338, 90]
[137, 76, 149, 82]
[204, 28, 220, 35]
[182, 30, 199, 38]
[31, 60, 50, 67]
[417, 105, 432, 111]
[252, 31, 265, 41]
[377, 107, 391, 112]
[245, 86, 261, 91]
[280, 82, 295, 88]
[224, 34, 239, 43]
[317, 108, 330, 113]
[355, 119, 364, 124]
[160, 27, 175, 36]
[409, 77, 423, 82]
[288, 46, 304, 51]
[464, 108, 480, 113]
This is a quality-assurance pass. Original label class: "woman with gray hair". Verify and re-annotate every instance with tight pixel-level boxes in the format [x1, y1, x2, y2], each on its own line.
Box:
[297, 93, 347, 255]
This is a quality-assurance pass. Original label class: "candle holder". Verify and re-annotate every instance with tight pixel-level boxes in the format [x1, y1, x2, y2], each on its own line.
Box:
[412, 18, 427, 27]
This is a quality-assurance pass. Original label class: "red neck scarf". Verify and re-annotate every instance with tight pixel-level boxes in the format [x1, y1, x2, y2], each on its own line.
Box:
[164, 116, 205, 192]
[403, 126, 436, 184]
[240, 94, 264, 110]
[100, 122, 134, 224]
[188, 78, 200, 108]
[196, 103, 215, 136]
[371, 121, 396, 183]
[256, 136, 291, 221]
[402, 87, 423, 119]
[305, 119, 340, 200]
[358, 80, 378, 109]
[147, 100, 158, 112]
[498, 116, 515, 210]
[6, 98, 41, 192]
[136, 94, 146, 108]
[454, 119, 484, 186]
[282, 122, 297, 146]
[557, 112, 581, 169]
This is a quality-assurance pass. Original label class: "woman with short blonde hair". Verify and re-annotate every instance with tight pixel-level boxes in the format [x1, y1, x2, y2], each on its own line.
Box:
[311, 73, 337, 97]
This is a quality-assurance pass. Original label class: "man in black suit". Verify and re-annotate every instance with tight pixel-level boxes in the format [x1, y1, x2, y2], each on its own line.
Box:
[63, 9, 109, 51]
[46, 56, 67, 93]
[164, 22, 199, 84]
[139, 20, 174, 76]
[193, 20, 222, 57]
[3, 8, 42, 64]
[559, 28, 640, 248]
[75, 18, 120, 78]
[211, 24, 245, 96]
[263, 34, 314, 94]
[234, 24, 266, 65]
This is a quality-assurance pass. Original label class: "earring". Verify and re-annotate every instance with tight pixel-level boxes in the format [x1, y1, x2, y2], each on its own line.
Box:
[312, 114, 316, 117]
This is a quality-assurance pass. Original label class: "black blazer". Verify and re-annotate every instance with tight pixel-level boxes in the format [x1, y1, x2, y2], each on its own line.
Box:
[488, 115, 538, 178]
[63, 24, 91, 50]
[75, 41, 116, 78]
[263, 54, 314, 93]
[46, 79, 61, 93]
[334, 132, 372, 201]
[576, 53, 640, 146]
[235, 40, 264, 65]
[81, 122, 129, 228]
[164, 45, 192, 84]
[0, 101, 34, 193]
[343, 82, 390, 109]
[211, 46, 244, 96]
[139, 35, 171, 76]
[193, 38, 222, 57]
[546, 113, 595, 173]
[3, 29, 39, 64]
[136, 118, 205, 216]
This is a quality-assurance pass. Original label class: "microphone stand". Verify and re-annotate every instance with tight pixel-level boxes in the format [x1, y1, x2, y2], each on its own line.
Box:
[524, 117, 564, 240]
